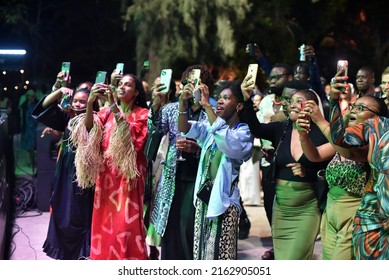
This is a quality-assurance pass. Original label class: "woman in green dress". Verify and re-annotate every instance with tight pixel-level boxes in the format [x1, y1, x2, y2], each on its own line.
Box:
[241, 80, 330, 259]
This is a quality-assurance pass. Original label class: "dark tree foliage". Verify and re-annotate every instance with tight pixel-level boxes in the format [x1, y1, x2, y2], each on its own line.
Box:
[0, 0, 130, 86]
[1, 0, 389, 88]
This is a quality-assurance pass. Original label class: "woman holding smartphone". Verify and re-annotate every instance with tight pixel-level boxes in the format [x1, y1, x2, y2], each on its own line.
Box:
[241, 75, 330, 259]
[328, 75, 389, 260]
[70, 72, 149, 260]
[32, 72, 99, 259]
[178, 80, 253, 260]
[295, 91, 387, 259]
[148, 65, 214, 260]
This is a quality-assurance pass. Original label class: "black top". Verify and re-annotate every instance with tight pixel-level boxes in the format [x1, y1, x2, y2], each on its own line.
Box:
[241, 99, 329, 182]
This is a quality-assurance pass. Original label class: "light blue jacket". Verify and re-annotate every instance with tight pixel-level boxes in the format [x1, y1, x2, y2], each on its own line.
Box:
[184, 116, 253, 219]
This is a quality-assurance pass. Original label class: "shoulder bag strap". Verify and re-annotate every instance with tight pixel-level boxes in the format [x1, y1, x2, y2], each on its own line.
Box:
[273, 120, 289, 157]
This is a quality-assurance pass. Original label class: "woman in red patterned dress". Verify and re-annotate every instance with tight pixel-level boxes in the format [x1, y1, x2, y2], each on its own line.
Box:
[71, 73, 149, 259]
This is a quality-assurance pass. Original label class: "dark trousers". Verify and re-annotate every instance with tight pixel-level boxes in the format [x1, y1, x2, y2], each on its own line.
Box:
[260, 165, 276, 227]
[161, 180, 195, 260]
[240, 196, 248, 220]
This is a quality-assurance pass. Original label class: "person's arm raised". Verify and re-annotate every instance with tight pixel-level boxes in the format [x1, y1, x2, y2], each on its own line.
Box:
[85, 84, 102, 132]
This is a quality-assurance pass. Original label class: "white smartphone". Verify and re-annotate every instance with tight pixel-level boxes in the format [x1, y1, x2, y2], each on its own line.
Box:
[247, 64, 258, 89]
[116, 63, 124, 74]
[190, 69, 202, 103]
[191, 69, 201, 87]
[160, 69, 173, 94]
[95, 71, 107, 84]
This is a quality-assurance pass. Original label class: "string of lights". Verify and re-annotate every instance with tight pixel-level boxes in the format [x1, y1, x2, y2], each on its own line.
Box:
[0, 49, 28, 93]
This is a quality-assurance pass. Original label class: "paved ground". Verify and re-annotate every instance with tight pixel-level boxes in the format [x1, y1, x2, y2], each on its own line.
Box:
[9, 136, 322, 260]
[9, 205, 322, 260]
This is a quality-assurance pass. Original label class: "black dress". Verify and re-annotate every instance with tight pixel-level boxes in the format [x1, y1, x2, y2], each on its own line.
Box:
[32, 100, 94, 259]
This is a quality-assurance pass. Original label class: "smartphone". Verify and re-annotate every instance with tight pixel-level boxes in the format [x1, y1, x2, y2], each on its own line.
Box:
[247, 64, 258, 88]
[95, 71, 107, 84]
[191, 69, 201, 87]
[299, 44, 306, 61]
[61, 62, 71, 81]
[143, 60, 150, 70]
[116, 63, 124, 74]
[337, 60, 348, 80]
[160, 69, 173, 94]
[301, 101, 306, 110]
[193, 89, 201, 103]
[59, 95, 71, 110]
[248, 43, 255, 57]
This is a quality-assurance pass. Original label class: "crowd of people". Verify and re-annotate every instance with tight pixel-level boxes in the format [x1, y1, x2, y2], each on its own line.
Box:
[28, 42, 389, 260]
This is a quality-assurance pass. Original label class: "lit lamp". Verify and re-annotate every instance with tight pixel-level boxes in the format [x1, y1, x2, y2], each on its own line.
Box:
[0, 49, 27, 55]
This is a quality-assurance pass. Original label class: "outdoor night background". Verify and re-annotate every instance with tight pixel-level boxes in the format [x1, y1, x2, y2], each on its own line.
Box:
[1, 0, 389, 133]
[1, 0, 389, 263]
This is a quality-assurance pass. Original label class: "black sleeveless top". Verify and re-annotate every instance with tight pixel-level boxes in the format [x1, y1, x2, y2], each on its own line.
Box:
[276, 121, 329, 182]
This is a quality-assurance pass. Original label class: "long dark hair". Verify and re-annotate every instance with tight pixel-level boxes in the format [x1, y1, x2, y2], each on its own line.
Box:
[126, 74, 148, 109]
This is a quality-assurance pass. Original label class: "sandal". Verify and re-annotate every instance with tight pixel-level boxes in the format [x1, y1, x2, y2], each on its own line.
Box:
[261, 248, 274, 260]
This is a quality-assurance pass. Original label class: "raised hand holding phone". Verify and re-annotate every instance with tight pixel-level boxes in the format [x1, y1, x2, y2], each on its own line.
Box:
[159, 69, 173, 94]
[116, 63, 124, 74]
[337, 60, 348, 79]
[95, 71, 107, 84]
[240, 64, 258, 101]
[61, 62, 71, 80]
[58, 88, 74, 112]
[330, 60, 349, 96]
[190, 69, 201, 103]
[111, 64, 123, 87]
[247, 64, 258, 89]
[59, 62, 71, 87]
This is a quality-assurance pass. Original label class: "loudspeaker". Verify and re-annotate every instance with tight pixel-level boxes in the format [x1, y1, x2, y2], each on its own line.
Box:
[35, 123, 61, 212]
[0, 110, 14, 259]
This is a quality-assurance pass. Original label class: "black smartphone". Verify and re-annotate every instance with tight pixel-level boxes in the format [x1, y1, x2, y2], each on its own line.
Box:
[95, 71, 107, 84]
[248, 43, 255, 57]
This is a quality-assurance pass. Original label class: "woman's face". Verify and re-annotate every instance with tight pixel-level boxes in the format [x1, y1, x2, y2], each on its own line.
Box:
[287, 92, 308, 122]
[216, 88, 240, 122]
[117, 75, 138, 103]
[71, 91, 89, 113]
[346, 96, 378, 126]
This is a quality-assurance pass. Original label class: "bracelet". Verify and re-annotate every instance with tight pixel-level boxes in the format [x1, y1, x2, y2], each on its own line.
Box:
[323, 124, 330, 133]
[178, 111, 188, 115]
